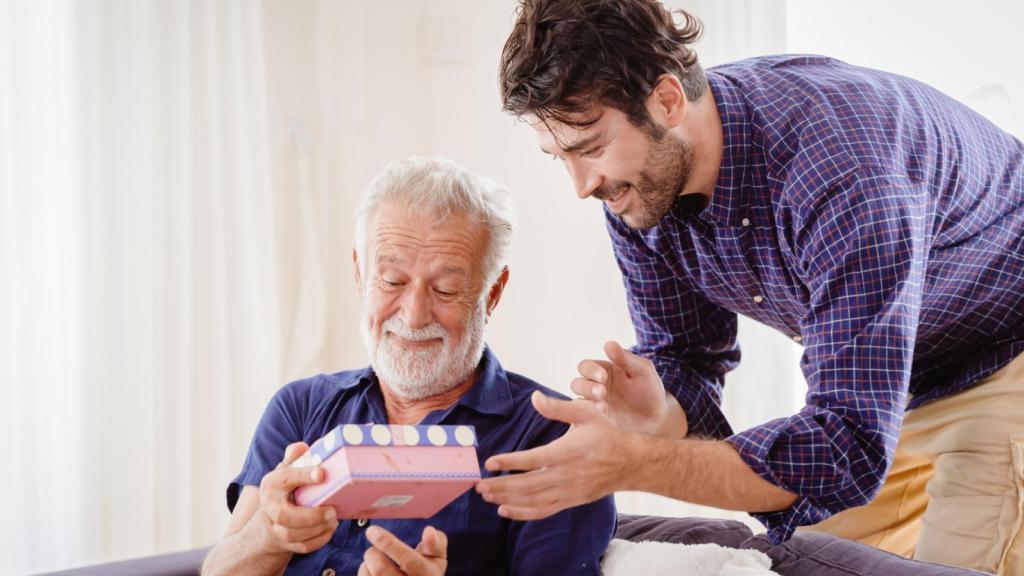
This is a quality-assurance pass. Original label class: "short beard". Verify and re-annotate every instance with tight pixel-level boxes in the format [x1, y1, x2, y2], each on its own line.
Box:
[359, 300, 487, 401]
[598, 125, 693, 230]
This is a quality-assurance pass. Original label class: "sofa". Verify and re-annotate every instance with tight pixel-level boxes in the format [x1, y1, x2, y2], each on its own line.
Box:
[35, 514, 989, 576]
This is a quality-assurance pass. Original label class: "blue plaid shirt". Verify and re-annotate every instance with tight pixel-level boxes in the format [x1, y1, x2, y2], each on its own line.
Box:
[606, 55, 1024, 543]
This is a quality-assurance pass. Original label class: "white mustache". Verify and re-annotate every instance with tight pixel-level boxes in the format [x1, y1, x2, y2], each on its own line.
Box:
[381, 316, 447, 342]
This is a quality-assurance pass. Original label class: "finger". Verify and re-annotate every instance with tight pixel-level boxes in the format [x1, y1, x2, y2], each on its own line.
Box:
[272, 518, 338, 543]
[273, 464, 327, 491]
[357, 563, 372, 576]
[530, 391, 601, 427]
[477, 467, 557, 500]
[478, 471, 564, 509]
[283, 522, 336, 555]
[604, 341, 647, 375]
[570, 377, 605, 400]
[363, 547, 403, 576]
[481, 438, 563, 473]
[266, 499, 336, 528]
[366, 526, 430, 573]
[577, 358, 613, 383]
[283, 442, 310, 466]
[417, 526, 448, 559]
[496, 502, 566, 522]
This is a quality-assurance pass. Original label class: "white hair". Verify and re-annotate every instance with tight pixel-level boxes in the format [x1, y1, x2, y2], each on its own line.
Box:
[354, 156, 516, 291]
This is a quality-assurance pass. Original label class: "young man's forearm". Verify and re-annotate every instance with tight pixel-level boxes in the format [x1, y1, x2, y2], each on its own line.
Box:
[625, 433, 798, 513]
[201, 513, 292, 576]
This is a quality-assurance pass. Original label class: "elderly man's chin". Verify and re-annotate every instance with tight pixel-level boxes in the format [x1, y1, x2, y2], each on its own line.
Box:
[360, 311, 486, 401]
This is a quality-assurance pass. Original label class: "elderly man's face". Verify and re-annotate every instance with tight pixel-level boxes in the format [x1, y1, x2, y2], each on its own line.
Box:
[356, 202, 493, 399]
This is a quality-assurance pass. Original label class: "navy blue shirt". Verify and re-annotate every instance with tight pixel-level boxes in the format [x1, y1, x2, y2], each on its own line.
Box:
[228, 348, 617, 575]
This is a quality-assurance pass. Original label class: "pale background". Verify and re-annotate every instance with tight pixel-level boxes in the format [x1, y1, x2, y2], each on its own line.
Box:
[2, 0, 1021, 573]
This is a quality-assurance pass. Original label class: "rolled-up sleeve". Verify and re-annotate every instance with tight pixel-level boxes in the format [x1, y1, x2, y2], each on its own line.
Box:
[605, 209, 741, 440]
[727, 169, 930, 542]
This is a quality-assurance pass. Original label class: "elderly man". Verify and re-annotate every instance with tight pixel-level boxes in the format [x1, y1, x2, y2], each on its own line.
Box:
[200, 157, 616, 576]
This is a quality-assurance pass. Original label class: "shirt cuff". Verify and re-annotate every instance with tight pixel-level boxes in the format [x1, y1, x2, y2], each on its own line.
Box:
[656, 362, 734, 439]
[726, 422, 833, 543]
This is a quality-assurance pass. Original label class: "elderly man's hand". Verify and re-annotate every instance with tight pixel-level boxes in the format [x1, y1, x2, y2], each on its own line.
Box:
[358, 525, 448, 576]
[256, 442, 339, 555]
[475, 392, 635, 521]
[571, 341, 688, 438]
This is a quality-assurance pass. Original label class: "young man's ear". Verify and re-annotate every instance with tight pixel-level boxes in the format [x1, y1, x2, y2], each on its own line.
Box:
[485, 267, 511, 320]
[352, 248, 362, 293]
[646, 73, 688, 128]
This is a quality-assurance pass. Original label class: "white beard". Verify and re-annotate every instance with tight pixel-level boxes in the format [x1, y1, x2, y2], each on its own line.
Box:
[360, 301, 487, 400]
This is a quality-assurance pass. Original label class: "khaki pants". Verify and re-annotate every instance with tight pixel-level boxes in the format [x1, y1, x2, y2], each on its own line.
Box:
[803, 352, 1024, 575]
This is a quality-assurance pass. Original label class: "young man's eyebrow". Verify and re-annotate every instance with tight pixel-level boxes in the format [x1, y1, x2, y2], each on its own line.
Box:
[560, 132, 606, 154]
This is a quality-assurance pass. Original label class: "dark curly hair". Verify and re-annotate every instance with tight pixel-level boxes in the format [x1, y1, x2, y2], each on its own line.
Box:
[499, 0, 706, 130]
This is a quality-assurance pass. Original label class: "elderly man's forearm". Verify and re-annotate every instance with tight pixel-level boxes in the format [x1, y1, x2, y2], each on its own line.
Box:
[200, 515, 291, 576]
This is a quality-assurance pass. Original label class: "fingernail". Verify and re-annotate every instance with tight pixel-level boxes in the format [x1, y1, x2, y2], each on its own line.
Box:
[311, 468, 322, 482]
[497, 506, 508, 517]
[324, 508, 336, 522]
[365, 526, 380, 542]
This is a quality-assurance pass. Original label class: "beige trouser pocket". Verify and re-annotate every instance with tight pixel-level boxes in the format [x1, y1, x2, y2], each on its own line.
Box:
[1000, 433, 1024, 575]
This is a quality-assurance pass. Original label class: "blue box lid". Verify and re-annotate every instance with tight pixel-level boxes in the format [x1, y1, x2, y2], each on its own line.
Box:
[293, 424, 477, 467]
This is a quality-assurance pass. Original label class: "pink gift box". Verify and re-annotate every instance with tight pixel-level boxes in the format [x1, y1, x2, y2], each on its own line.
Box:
[292, 424, 481, 519]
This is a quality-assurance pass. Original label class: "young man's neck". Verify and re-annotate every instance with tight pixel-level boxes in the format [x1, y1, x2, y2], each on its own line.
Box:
[677, 86, 723, 201]
[378, 371, 478, 425]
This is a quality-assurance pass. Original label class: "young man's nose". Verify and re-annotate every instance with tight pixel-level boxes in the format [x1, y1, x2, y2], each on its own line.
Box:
[567, 158, 603, 199]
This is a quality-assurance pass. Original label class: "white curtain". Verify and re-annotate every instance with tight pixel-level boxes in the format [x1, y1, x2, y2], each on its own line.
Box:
[0, 1, 285, 573]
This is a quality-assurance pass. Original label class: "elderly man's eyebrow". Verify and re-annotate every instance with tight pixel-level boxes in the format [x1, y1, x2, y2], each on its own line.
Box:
[438, 265, 468, 277]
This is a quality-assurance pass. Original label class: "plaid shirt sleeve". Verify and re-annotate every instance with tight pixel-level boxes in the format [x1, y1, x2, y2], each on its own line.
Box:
[727, 168, 930, 543]
[605, 209, 741, 440]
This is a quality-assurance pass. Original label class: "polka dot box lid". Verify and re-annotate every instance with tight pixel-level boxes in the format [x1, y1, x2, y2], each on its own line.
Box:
[292, 424, 477, 468]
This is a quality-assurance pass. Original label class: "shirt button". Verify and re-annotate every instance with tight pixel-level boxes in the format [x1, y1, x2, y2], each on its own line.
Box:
[322, 570, 336, 576]
[792, 335, 803, 343]
[741, 217, 751, 227]
[356, 517, 368, 528]
[752, 295, 764, 304]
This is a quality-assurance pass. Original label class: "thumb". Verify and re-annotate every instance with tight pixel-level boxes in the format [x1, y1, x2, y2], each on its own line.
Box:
[419, 526, 448, 559]
[604, 341, 645, 375]
[283, 442, 310, 467]
[532, 391, 599, 426]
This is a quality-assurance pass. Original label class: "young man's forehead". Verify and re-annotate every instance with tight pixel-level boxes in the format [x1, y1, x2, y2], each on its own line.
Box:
[529, 109, 611, 151]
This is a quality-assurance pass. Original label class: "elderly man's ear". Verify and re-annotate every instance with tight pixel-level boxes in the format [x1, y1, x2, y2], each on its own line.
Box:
[485, 267, 510, 320]
[352, 248, 362, 293]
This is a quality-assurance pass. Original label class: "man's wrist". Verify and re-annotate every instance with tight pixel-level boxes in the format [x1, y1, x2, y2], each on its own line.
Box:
[657, 393, 688, 438]
[247, 507, 294, 559]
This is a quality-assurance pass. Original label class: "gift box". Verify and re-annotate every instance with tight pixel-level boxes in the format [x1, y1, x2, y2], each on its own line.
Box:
[292, 423, 481, 519]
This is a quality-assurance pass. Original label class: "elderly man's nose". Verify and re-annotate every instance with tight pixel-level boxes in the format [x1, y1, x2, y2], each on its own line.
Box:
[401, 289, 432, 328]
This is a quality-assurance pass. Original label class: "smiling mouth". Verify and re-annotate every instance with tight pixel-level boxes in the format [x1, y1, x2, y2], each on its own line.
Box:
[389, 334, 443, 348]
[603, 186, 632, 213]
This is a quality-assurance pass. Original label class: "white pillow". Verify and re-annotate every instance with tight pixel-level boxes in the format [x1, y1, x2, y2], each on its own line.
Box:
[601, 538, 780, 576]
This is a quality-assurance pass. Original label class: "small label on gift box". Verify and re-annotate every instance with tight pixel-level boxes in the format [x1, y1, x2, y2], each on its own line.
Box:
[372, 495, 414, 508]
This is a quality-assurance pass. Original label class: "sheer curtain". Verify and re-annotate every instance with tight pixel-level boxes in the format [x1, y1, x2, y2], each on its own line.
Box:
[1, 1, 285, 573]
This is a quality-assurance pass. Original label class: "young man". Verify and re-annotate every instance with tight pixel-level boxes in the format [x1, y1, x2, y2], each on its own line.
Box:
[201, 157, 616, 575]
[476, 1, 1024, 573]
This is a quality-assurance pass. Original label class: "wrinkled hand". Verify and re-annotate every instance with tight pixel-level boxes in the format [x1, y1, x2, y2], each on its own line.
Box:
[572, 341, 687, 438]
[257, 442, 338, 555]
[474, 391, 634, 521]
[358, 525, 448, 576]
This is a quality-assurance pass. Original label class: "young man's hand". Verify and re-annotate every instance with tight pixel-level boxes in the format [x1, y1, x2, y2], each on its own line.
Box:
[358, 525, 448, 576]
[571, 341, 688, 438]
[256, 442, 339, 555]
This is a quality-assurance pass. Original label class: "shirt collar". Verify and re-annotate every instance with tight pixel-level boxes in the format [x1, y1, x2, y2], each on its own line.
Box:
[345, 346, 514, 419]
[697, 70, 755, 226]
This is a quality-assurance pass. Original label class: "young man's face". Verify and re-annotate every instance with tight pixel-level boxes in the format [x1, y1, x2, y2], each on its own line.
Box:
[532, 105, 693, 229]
